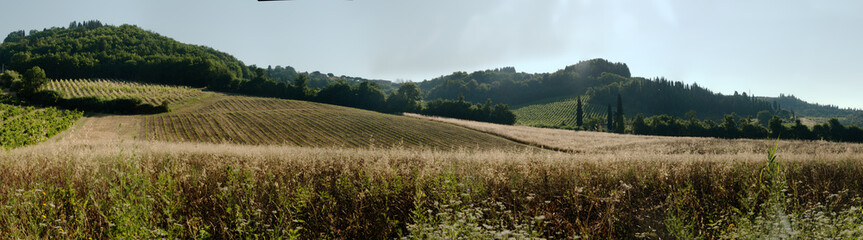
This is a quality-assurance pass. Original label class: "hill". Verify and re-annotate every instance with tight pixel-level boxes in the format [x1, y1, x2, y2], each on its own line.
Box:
[140, 93, 524, 149]
[764, 94, 863, 126]
[417, 59, 630, 105]
[1, 21, 251, 91]
[416, 59, 774, 121]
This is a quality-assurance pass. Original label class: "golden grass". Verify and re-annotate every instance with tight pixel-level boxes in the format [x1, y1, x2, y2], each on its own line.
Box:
[2, 100, 862, 238]
[2, 136, 862, 238]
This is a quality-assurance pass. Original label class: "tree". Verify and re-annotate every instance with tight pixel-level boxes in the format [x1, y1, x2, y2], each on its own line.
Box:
[828, 118, 846, 142]
[791, 119, 813, 140]
[756, 110, 772, 127]
[355, 81, 386, 111]
[489, 103, 516, 125]
[21, 66, 48, 94]
[0, 70, 21, 88]
[3, 30, 25, 43]
[768, 116, 787, 138]
[606, 104, 613, 132]
[386, 82, 422, 113]
[632, 113, 648, 135]
[614, 93, 625, 133]
[575, 96, 584, 127]
[686, 110, 705, 137]
[722, 114, 739, 138]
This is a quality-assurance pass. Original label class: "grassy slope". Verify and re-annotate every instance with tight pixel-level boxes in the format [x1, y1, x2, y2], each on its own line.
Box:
[140, 93, 525, 150]
[43, 79, 522, 150]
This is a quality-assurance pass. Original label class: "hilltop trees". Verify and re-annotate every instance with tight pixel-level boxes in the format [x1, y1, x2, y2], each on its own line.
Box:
[0, 22, 252, 91]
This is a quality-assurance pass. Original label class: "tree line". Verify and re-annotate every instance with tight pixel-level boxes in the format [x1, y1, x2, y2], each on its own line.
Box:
[630, 113, 863, 143]
[568, 94, 862, 143]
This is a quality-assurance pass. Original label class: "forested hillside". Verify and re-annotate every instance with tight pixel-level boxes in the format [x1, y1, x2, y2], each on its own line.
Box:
[587, 76, 773, 120]
[417, 59, 630, 105]
[763, 94, 863, 126]
[0, 21, 252, 92]
[421, 59, 774, 120]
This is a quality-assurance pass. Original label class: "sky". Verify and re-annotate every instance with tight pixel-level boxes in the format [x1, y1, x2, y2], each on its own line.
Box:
[1, 0, 862, 109]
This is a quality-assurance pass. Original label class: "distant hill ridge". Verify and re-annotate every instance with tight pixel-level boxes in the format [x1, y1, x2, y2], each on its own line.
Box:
[2, 21, 857, 124]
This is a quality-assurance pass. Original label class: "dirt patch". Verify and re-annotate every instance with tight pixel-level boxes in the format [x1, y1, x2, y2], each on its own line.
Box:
[52, 114, 142, 144]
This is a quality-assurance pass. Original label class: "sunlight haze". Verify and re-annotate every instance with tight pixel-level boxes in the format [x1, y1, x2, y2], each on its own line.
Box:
[2, 0, 861, 108]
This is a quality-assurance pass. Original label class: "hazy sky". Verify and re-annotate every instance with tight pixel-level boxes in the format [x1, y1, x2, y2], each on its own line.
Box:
[2, 0, 862, 109]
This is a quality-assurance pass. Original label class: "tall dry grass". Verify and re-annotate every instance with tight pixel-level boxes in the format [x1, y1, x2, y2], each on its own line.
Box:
[1, 138, 862, 239]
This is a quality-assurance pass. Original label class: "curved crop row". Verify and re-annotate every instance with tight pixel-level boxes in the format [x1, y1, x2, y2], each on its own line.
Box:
[46, 79, 203, 106]
[142, 96, 524, 149]
[0, 103, 82, 149]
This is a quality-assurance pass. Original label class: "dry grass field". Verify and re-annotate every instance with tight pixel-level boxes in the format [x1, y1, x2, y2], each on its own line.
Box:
[1, 84, 862, 238]
[407, 113, 863, 155]
[1, 111, 861, 238]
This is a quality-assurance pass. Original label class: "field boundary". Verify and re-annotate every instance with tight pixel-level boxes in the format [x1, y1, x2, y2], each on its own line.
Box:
[405, 113, 581, 153]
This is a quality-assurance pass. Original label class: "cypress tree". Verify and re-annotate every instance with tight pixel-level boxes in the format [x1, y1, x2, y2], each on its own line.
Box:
[606, 104, 613, 132]
[615, 93, 625, 133]
[576, 96, 583, 127]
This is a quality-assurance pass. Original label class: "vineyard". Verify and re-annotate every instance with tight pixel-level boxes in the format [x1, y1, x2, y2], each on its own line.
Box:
[46, 79, 204, 106]
[142, 95, 523, 149]
[513, 95, 606, 127]
[0, 103, 82, 149]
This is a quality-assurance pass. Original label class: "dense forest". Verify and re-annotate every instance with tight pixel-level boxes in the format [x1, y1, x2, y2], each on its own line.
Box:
[630, 113, 863, 143]
[587, 76, 775, 120]
[417, 59, 631, 105]
[263, 65, 397, 92]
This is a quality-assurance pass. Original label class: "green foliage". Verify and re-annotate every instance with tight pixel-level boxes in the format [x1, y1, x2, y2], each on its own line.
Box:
[422, 98, 516, 125]
[587, 77, 773, 120]
[20, 66, 48, 95]
[418, 59, 630, 106]
[0, 70, 22, 89]
[512, 95, 605, 128]
[0, 102, 82, 149]
[0, 21, 248, 90]
[387, 82, 422, 113]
